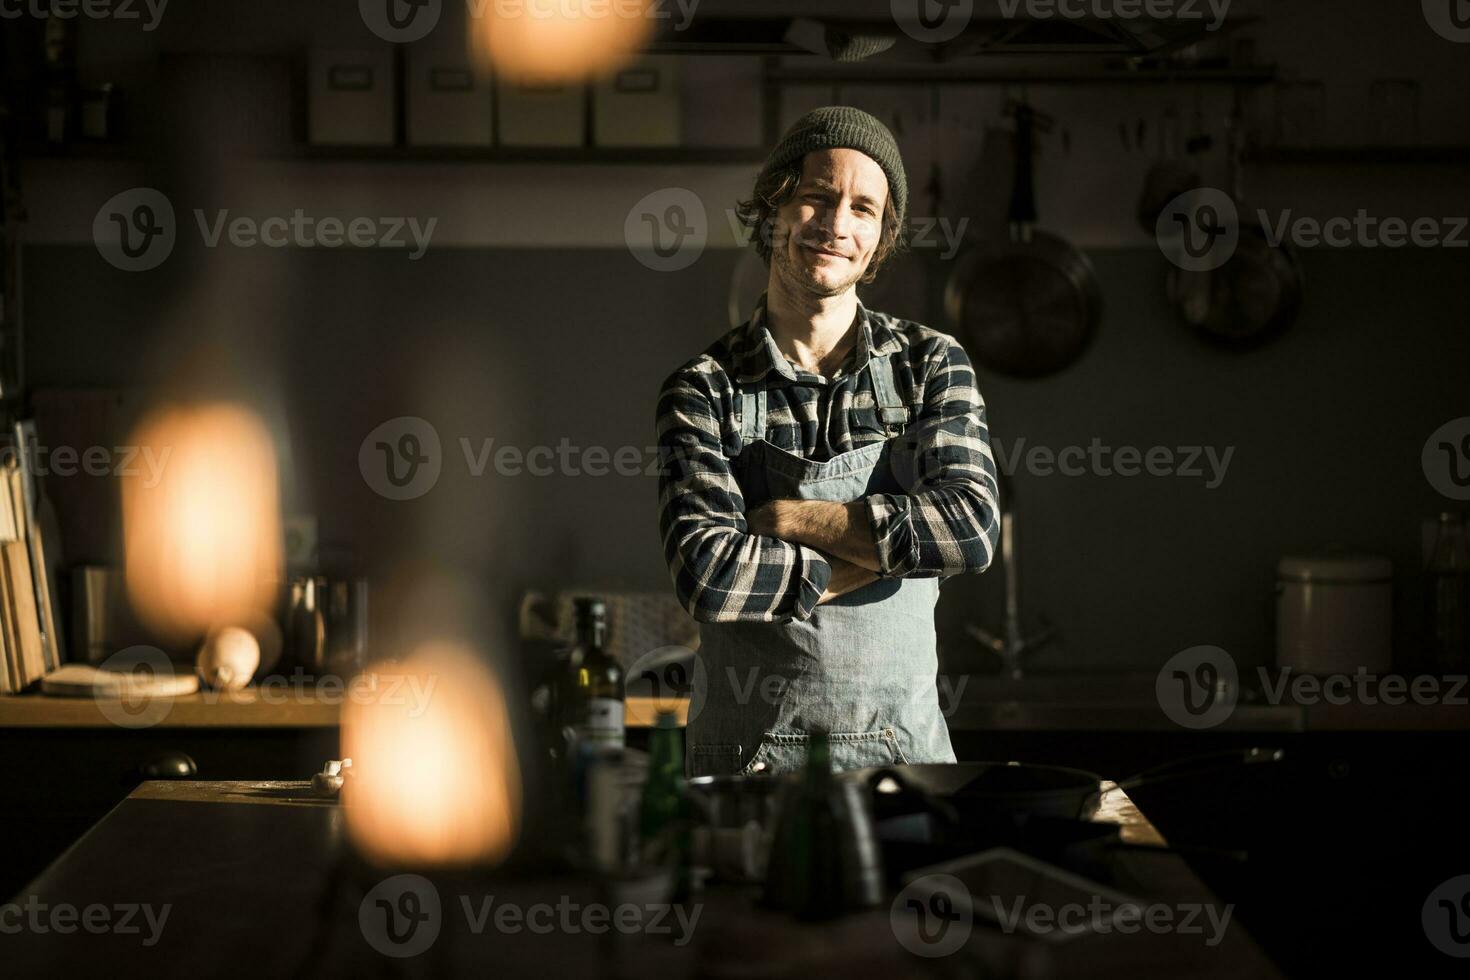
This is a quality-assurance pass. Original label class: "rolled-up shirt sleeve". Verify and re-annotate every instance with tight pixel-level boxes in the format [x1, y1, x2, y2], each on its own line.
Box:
[657, 365, 832, 623]
[864, 338, 1000, 578]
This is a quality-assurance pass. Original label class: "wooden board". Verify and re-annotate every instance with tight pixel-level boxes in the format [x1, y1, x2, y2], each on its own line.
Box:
[5, 540, 50, 689]
[39, 662, 201, 698]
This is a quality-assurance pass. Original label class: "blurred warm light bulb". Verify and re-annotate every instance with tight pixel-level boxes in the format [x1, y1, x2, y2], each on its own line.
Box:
[342, 645, 522, 867]
[122, 402, 283, 642]
[470, 0, 653, 82]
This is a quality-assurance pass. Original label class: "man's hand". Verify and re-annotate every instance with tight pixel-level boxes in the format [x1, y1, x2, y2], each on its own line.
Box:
[818, 554, 878, 604]
[746, 499, 882, 573]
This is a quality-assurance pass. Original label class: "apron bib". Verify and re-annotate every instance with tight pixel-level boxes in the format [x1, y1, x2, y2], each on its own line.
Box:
[688, 351, 956, 776]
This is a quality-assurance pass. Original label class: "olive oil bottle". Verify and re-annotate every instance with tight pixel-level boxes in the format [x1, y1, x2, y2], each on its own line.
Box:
[565, 597, 625, 752]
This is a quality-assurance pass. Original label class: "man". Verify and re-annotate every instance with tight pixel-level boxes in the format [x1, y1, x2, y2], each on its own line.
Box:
[656, 106, 1000, 776]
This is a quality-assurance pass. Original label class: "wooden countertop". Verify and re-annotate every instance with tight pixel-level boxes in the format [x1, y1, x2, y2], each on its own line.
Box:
[5, 777, 1277, 978]
[0, 690, 685, 730]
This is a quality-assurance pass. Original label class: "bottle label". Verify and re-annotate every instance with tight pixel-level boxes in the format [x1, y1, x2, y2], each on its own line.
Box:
[578, 698, 625, 745]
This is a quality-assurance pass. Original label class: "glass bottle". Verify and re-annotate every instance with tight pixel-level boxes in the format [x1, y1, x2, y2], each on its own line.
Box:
[565, 598, 625, 753]
[639, 711, 690, 899]
[1427, 513, 1470, 671]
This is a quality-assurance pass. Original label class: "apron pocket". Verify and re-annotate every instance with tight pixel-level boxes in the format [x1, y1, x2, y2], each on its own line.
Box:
[743, 728, 905, 775]
[688, 743, 746, 778]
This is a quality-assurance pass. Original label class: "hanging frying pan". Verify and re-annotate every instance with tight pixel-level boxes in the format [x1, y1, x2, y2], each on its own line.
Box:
[946, 102, 1100, 379]
[1164, 106, 1302, 346]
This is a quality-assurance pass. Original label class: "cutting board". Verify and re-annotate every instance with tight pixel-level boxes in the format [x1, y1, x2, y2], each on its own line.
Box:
[39, 662, 199, 698]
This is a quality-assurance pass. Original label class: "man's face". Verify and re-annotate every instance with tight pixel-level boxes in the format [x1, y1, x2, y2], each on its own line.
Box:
[770, 148, 888, 299]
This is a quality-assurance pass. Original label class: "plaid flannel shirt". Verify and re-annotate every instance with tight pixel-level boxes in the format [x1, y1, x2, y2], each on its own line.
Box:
[656, 297, 1000, 624]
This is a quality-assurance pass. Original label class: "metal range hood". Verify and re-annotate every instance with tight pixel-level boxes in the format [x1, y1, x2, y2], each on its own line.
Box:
[649, 0, 1247, 59]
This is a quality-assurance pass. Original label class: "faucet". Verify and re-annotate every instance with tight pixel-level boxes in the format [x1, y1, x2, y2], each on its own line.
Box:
[966, 507, 1055, 680]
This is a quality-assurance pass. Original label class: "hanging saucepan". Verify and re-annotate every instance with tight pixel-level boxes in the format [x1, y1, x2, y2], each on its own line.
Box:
[945, 102, 1100, 379]
[1136, 103, 1202, 233]
[1163, 107, 1302, 345]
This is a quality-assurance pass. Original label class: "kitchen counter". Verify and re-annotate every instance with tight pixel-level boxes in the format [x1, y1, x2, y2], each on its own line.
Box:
[0, 691, 684, 729]
[3, 778, 1281, 978]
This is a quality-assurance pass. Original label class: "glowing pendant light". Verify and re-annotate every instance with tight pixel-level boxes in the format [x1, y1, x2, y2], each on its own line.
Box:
[122, 402, 283, 643]
[469, 0, 654, 82]
[341, 644, 522, 867]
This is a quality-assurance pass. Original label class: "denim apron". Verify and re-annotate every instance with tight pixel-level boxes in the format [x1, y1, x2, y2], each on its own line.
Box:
[687, 350, 957, 776]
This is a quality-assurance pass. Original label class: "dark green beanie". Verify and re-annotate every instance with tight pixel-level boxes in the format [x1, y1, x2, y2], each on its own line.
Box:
[759, 106, 908, 230]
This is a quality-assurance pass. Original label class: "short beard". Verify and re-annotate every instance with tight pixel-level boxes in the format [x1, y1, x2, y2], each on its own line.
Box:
[771, 235, 862, 299]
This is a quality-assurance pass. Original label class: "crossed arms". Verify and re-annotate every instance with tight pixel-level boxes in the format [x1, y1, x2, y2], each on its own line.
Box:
[656, 337, 1000, 625]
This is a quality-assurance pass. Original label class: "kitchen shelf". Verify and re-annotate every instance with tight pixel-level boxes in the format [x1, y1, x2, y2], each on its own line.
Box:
[1244, 145, 1470, 165]
[286, 145, 770, 165]
[0, 690, 683, 729]
[0, 688, 340, 728]
[765, 64, 1278, 86]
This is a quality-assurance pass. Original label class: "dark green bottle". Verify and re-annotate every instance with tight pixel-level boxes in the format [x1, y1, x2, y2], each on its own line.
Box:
[784, 733, 841, 920]
[639, 711, 691, 898]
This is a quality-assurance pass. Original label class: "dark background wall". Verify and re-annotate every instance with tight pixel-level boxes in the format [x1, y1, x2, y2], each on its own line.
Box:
[23, 241, 1468, 672]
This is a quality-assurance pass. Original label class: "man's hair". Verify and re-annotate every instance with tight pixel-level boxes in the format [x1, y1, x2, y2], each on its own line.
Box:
[734, 159, 906, 285]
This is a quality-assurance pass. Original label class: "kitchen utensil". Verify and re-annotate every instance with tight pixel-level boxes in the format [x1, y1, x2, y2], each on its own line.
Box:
[1166, 105, 1302, 345]
[285, 575, 368, 678]
[946, 102, 1100, 378]
[1276, 553, 1394, 674]
[1136, 104, 1200, 233]
[763, 767, 884, 917]
[848, 747, 1284, 823]
[687, 774, 783, 881]
[138, 751, 198, 780]
[1426, 513, 1470, 671]
[71, 565, 152, 665]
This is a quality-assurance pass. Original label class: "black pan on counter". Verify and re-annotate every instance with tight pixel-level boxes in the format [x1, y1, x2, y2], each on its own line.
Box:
[845, 747, 1284, 823]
